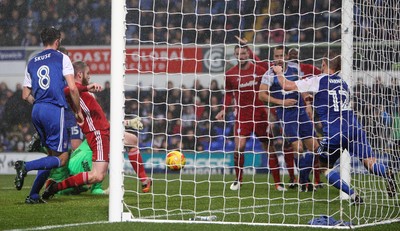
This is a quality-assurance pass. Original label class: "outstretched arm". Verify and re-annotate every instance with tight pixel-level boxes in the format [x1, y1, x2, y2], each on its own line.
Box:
[125, 116, 143, 130]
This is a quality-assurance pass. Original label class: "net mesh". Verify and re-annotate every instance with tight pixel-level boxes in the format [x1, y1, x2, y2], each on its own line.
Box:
[116, 0, 400, 226]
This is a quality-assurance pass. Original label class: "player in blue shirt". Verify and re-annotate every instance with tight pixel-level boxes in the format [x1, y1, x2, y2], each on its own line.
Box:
[274, 51, 397, 203]
[259, 45, 320, 191]
[16, 27, 83, 203]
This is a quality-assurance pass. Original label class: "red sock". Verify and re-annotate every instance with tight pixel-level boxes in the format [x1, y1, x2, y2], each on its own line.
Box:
[128, 149, 147, 182]
[269, 153, 281, 184]
[234, 152, 244, 182]
[314, 155, 321, 183]
[284, 149, 295, 181]
[56, 172, 88, 191]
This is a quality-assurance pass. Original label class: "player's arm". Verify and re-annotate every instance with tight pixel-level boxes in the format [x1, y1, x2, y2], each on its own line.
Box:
[22, 67, 35, 104]
[235, 36, 271, 70]
[64, 83, 102, 94]
[235, 36, 260, 62]
[65, 74, 83, 124]
[22, 87, 35, 104]
[273, 66, 299, 91]
[258, 70, 297, 106]
[124, 116, 143, 130]
[64, 84, 87, 95]
[301, 92, 314, 120]
[215, 91, 232, 120]
[274, 65, 321, 94]
[62, 54, 83, 124]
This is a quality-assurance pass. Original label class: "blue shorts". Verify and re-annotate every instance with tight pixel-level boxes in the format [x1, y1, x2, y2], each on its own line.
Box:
[319, 125, 374, 167]
[32, 103, 69, 153]
[280, 109, 315, 143]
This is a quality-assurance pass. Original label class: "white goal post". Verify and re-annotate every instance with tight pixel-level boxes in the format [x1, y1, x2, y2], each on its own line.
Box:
[109, 0, 400, 227]
[109, 0, 125, 222]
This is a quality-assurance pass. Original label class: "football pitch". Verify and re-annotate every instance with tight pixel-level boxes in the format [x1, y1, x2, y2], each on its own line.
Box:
[0, 174, 399, 231]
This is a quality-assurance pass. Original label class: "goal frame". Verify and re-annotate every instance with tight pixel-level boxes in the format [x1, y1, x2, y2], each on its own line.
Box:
[108, 0, 400, 228]
[109, 0, 125, 222]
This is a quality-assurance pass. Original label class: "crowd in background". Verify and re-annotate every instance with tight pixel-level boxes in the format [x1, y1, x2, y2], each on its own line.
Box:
[2, 75, 400, 155]
[352, 76, 400, 154]
[1, 0, 398, 155]
[0, 0, 341, 47]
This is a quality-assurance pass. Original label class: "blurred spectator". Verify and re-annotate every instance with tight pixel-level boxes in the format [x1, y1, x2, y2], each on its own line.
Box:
[0, 0, 343, 46]
[371, 76, 387, 106]
[353, 77, 371, 117]
[387, 77, 400, 115]
[3, 84, 32, 127]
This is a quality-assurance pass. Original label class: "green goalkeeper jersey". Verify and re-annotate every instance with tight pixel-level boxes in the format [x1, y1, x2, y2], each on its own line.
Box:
[49, 139, 104, 195]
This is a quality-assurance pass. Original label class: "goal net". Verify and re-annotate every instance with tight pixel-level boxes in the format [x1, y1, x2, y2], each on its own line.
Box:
[109, 0, 400, 227]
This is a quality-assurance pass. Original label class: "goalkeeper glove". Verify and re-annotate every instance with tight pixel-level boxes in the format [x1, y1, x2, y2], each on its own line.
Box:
[126, 117, 143, 130]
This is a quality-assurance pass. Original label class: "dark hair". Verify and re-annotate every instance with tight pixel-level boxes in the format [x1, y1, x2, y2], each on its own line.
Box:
[323, 51, 341, 72]
[40, 27, 61, 46]
[274, 45, 288, 55]
[234, 44, 249, 51]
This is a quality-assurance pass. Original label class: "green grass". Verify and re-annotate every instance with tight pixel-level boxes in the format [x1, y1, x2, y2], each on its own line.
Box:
[0, 174, 399, 231]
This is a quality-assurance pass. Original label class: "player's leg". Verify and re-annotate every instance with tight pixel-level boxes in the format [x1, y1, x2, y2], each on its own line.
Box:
[298, 152, 314, 192]
[283, 143, 297, 189]
[313, 155, 322, 187]
[255, 122, 284, 191]
[299, 113, 321, 188]
[24, 132, 58, 202]
[231, 135, 247, 190]
[318, 142, 362, 204]
[124, 132, 151, 193]
[264, 141, 285, 191]
[64, 140, 99, 195]
[349, 123, 398, 197]
[350, 130, 398, 197]
[42, 131, 109, 199]
[302, 137, 322, 186]
[15, 105, 69, 203]
[47, 125, 82, 195]
[282, 119, 308, 189]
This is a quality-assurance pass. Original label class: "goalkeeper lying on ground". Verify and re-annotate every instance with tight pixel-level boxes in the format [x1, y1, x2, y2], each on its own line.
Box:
[27, 116, 147, 196]
[49, 139, 104, 195]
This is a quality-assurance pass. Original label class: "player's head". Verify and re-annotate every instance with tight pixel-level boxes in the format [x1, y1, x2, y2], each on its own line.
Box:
[288, 48, 299, 63]
[40, 27, 61, 48]
[273, 45, 288, 67]
[234, 44, 250, 68]
[58, 46, 69, 56]
[322, 51, 341, 73]
[73, 61, 90, 86]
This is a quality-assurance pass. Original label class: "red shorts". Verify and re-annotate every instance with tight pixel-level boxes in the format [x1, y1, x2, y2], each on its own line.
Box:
[85, 130, 110, 162]
[234, 108, 272, 142]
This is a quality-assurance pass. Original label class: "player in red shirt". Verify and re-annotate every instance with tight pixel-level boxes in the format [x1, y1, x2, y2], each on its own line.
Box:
[287, 48, 321, 78]
[216, 44, 284, 191]
[42, 61, 151, 199]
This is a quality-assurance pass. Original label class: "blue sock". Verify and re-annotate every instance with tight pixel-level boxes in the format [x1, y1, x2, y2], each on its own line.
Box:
[299, 153, 313, 184]
[326, 171, 354, 196]
[370, 163, 387, 177]
[29, 170, 51, 198]
[299, 168, 312, 184]
[25, 156, 61, 171]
